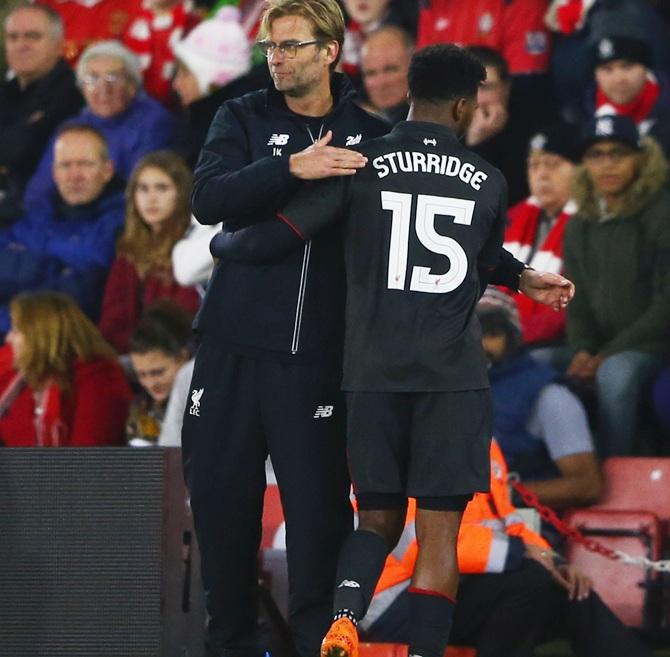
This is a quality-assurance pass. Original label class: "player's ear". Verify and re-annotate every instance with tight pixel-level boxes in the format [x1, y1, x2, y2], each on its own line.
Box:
[453, 97, 467, 123]
[323, 40, 339, 67]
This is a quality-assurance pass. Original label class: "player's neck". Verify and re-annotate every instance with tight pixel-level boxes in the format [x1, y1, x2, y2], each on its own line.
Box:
[284, 77, 333, 117]
[407, 105, 459, 135]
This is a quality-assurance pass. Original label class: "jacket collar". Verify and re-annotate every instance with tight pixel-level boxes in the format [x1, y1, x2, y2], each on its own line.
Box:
[264, 72, 356, 119]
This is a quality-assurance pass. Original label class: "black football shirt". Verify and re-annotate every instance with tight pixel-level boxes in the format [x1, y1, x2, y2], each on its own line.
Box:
[280, 121, 508, 392]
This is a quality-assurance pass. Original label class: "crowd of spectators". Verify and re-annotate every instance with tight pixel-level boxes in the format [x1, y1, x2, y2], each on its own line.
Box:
[0, 0, 669, 652]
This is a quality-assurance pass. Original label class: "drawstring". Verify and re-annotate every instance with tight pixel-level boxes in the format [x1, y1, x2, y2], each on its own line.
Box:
[305, 123, 324, 144]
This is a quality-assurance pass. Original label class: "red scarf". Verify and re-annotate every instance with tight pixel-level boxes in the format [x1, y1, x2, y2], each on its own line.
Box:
[596, 73, 660, 125]
[504, 197, 574, 274]
[124, 0, 200, 104]
[503, 198, 575, 344]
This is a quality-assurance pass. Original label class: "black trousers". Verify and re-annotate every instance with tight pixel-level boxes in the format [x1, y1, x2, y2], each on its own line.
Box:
[182, 346, 352, 657]
[365, 560, 654, 657]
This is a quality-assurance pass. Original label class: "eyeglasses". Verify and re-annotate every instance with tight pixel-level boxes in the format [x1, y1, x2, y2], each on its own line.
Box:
[256, 39, 322, 59]
[583, 146, 638, 163]
[80, 72, 127, 88]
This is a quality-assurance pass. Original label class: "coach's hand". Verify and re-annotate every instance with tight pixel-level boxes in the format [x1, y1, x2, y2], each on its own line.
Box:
[519, 269, 575, 311]
[289, 130, 368, 179]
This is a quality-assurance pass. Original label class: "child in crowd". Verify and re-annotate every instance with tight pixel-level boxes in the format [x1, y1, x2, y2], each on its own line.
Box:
[99, 151, 201, 354]
[0, 291, 132, 447]
[126, 301, 192, 446]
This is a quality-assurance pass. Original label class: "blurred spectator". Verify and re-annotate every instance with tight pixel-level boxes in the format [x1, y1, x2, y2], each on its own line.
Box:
[99, 151, 201, 354]
[126, 301, 192, 446]
[171, 217, 219, 287]
[477, 289, 601, 509]
[0, 125, 125, 334]
[0, 0, 24, 78]
[546, 0, 670, 123]
[38, 0, 141, 66]
[587, 34, 670, 157]
[23, 40, 175, 213]
[466, 46, 529, 204]
[359, 25, 412, 124]
[123, 0, 201, 105]
[340, 0, 406, 82]
[0, 4, 84, 224]
[362, 441, 654, 657]
[504, 123, 578, 354]
[158, 356, 194, 446]
[0, 291, 131, 447]
[172, 5, 269, 167]
[564, 115, 670, 457]
[417, 0, 551, 75]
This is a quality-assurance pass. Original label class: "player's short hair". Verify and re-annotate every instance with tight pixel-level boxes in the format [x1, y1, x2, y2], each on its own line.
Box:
[466, 45, 509, 82]
[258, 0, 345, 70]
[409, 44, 486, 104]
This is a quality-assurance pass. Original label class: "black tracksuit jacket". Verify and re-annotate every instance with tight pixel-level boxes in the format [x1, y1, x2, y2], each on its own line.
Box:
[192, 74, 389, 364]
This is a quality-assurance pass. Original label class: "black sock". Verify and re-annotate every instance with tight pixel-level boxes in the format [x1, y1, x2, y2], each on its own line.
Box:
[407, 587, 456, 657]
[332, 530, 389, 624]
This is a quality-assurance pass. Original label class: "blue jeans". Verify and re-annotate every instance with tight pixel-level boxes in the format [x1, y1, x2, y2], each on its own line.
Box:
[596, 351, 662, 457]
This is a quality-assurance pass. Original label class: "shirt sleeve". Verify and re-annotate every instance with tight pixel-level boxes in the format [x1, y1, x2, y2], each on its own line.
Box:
[278, 176, 350, 240]
[527, 383, 595, 461]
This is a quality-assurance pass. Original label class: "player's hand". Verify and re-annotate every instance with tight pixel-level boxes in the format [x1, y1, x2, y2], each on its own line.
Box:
[289, 130, 368, 179]
[519, 269, 575, 311]
[554, 564, 593, 601]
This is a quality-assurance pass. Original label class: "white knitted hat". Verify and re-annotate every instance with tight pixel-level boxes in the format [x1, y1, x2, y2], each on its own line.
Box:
[173, 6, 251, 94]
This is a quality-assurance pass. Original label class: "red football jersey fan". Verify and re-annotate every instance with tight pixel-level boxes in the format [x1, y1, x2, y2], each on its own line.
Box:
[38, 0, 141, 66]
[417, 0, 551, 75]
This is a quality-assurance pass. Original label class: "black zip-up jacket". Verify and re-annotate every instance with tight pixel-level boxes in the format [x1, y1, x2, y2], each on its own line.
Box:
[191, 74, 389, 364]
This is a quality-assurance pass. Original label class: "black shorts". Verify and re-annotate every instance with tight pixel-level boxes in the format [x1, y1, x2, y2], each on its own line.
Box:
[346, 389, 492, 509]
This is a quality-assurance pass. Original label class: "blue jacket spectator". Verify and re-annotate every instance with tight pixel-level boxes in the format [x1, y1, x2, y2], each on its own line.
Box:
[0, 125, 125, 333]
[22, 40, 174, 213]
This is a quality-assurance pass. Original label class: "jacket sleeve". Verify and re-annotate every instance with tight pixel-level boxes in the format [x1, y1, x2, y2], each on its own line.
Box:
[69, 362, 132, 446]
[477, 180, 509, 286]
[42, 206, 123, 271]
[563, 220, 602, 354]
[191, 102, 298, 225]
[457, 523, 527, 574]
[597, 221, 670, 355]
[210, 220, 304, 264]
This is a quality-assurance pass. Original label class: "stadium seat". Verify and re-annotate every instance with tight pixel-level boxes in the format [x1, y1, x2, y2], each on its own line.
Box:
[592, 457, 670, 538]
[564, 458, 670, 631]
[565, 509, 663, 629]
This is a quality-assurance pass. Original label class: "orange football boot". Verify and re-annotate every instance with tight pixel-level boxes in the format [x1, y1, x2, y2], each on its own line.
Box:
[320, 617, 359, 657]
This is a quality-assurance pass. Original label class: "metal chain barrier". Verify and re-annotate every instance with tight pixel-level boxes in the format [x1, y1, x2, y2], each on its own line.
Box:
[510, 479, 670, 573]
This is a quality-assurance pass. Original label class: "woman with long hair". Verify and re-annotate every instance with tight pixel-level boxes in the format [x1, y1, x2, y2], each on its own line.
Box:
[99, 151, 201, 353]
[0, 291, 132, 447]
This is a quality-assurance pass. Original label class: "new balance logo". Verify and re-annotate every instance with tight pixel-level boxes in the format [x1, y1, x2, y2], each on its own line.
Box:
[337, 579, 360, 589]
[313, 405, 334, 419]
[423, 138, 437, 146]
[189, 388, 204, 416]
[267, 133, 290, 146]
[345, 134, 362, 146]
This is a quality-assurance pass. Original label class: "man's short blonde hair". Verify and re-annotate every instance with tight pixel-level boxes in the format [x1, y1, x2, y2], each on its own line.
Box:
[259, 0, 345, 70]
